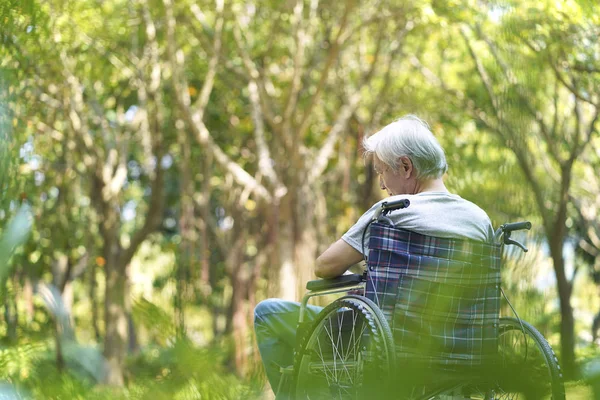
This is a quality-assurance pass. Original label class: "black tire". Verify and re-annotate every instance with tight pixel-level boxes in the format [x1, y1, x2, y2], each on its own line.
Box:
[293, 295, 395, 400]
[496, 317, 565, 400]
[455, 317, 566, 400]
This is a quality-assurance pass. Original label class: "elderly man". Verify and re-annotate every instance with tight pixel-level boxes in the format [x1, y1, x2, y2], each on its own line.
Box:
[254, 115, 494, 397]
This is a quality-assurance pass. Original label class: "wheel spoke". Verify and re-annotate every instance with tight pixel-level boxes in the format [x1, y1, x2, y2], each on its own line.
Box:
[295, 297, 394, 400]
[323, 311, 354, 385]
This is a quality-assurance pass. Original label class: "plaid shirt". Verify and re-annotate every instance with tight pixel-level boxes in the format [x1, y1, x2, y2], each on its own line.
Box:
[365, 222, 502, 367]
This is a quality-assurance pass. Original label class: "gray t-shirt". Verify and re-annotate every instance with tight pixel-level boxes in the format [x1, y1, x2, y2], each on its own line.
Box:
[342, 192, 494, 255]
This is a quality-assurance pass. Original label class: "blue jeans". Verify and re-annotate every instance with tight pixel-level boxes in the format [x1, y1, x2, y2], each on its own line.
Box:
[254, 299, 323, 396]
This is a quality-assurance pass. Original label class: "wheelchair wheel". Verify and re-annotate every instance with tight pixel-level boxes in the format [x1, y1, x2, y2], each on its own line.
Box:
[293, 295, 395, 399]
[455, 317, 566, 400]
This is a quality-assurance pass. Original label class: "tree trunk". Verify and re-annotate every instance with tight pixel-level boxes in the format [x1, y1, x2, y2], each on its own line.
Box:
[176, 128, 193, 338]
[230, 266, 249, 376]
[175, 253, 187, 338]
[103, 241, 128, 386]
[549, 241, 575, 377]
[3, 274, 18, 343]
[23, 276, 34, 324]
[127, 313, 139, 354]
[62, 281, 73, 315]
[198, 215, 210, 290]
[198, 150, 212, 294]
[54, 319, 65, 372]
[359, 164, 377, 212]
[548, 167, 576, 377]
[294, 194, 318, 298]
[278, 195, 298, 300]
[4, 296, 17, 344]
[558, 285, 575, 377]
[90, 261, 101, 342]
[278, 236, 297, 300]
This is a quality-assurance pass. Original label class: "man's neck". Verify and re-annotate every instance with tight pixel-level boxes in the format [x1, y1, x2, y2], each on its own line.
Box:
[414, 178, 448, 194]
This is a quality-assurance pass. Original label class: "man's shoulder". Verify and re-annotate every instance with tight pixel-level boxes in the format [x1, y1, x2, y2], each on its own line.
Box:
[370, 192, 490, 220]
[419, 192, 487, 212]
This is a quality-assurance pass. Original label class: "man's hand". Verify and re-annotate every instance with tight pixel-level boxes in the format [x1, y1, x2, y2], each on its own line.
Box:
[315, 239, 363, 279]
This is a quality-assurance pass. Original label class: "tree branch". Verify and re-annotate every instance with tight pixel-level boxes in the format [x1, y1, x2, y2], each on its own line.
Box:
[59, 52, 99, 167]
[551, 77, 560, 138]
[306, 91, 361, 185]
[305, 21, 392, 185]
[248, 80, 287, 198]
[191, 0, 224, 120]
[411, 51, 553, 233]
[572, 196, 600, 251]
[78, 32, 138, 79]
[281, 0, 307, 127]
[459, 27, 502, 121]
[572, 64, 600, 74]
[523, 39, 597, 106]
[164, 0, 272, 202]
[36, 121, 65, 141]
[297, 0, 354, 140]
[471, 24, 562, 163]
[119, 0, 167, 267]
[573, 106, 599, 161]
[231, 18, 280, 135]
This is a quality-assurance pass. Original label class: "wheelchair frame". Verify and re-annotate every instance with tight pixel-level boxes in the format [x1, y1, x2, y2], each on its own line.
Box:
[283, 199, 566, 400]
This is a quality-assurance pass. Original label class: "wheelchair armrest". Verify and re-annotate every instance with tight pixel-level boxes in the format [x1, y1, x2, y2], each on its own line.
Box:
[306, 274, 364, 291]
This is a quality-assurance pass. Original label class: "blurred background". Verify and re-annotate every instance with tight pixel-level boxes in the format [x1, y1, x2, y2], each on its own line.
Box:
[0, 0, 599, 398]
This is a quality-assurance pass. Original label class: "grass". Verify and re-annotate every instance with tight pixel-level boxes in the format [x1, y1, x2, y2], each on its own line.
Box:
[566, 380, 594, 399]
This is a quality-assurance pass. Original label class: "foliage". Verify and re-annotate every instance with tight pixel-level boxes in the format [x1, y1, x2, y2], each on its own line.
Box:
[0, 339, 262, 399]
[0, 0, 599, 396]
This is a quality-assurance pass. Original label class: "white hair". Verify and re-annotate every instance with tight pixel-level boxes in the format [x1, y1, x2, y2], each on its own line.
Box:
[362, 115, 448, 179]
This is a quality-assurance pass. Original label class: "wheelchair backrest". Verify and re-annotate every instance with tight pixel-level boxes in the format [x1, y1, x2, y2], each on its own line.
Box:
[366, 222, 502, 368]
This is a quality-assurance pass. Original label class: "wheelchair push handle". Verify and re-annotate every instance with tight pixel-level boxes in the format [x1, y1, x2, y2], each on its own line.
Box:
[501, 221, 532, 232]
[372, 198, 410, 222]
[496, 221, 532, 252]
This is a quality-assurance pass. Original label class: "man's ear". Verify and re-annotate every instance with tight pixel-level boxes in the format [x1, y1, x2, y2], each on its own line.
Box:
[399, 156, 413, 178]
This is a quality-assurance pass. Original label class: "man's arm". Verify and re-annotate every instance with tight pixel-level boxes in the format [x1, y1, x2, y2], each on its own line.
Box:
[315, 239, 363, 279]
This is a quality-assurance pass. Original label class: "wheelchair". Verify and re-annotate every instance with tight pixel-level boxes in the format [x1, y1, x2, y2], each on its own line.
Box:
[279, 199, 566, 400]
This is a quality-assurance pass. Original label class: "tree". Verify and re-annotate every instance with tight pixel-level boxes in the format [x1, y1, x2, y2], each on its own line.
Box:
[410, 0, 599, 375]
[165, 0, 415, 302]
[4, 0, 175, 385]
